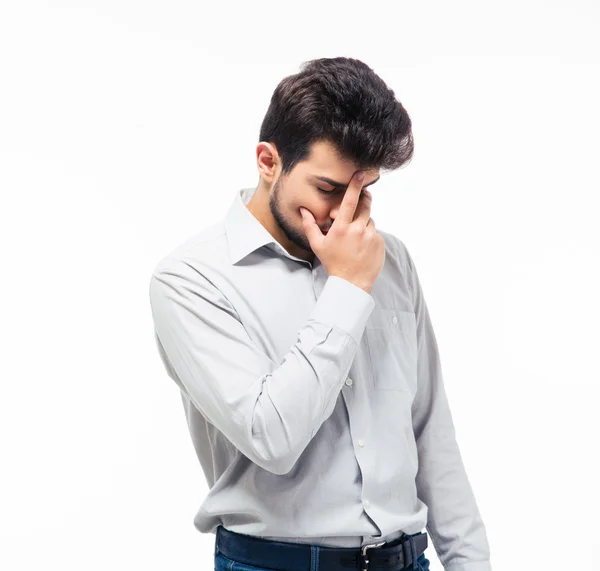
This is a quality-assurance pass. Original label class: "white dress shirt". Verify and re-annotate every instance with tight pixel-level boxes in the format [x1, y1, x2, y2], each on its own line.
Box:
[148, 185, 492, 571]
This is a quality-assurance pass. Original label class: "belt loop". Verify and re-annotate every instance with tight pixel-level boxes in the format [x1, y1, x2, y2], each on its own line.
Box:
[404, 533, 420, 570]
[310, 545, 319, 571]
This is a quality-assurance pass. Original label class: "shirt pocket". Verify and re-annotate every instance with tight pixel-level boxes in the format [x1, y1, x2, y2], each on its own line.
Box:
[364, 308, 418, 394]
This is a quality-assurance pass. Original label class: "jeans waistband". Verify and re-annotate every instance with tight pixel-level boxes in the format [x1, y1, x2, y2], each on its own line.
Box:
[215, 525, 429, 571]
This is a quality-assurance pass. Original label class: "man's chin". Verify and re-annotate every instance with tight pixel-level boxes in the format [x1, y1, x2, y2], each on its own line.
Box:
[295, 239, 313, 254]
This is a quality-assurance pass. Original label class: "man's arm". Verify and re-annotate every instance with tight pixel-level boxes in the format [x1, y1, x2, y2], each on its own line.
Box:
[148, 255, 375, 476]
[406, 246, 492, 571]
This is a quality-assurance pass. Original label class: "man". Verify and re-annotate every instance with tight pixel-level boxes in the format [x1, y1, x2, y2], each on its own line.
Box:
[149, 57, 492, 571]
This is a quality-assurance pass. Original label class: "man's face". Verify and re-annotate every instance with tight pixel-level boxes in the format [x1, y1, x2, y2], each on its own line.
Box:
[268, 140, 380, 256]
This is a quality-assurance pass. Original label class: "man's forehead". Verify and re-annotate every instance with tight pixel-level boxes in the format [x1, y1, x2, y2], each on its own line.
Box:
[310, 172, 381, 188]
[305, 142, 380, 186]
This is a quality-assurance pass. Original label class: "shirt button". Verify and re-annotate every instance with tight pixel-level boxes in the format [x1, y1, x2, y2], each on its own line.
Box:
[345, 377, 353, 386]
[358, 439, 364, 447]
[392, 315, 398, 324]
[364, 499, 370, 507]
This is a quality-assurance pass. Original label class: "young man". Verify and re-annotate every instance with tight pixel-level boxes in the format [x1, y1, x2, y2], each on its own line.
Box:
[149, 57, 492, 571]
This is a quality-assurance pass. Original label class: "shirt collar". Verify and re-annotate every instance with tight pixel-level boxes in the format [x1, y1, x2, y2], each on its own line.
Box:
[224, 186, 282, 265]
[225, 185, 322, 268]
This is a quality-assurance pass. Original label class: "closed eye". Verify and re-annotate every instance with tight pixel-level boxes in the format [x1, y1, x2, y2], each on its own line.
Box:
[316, 186, 365, 196]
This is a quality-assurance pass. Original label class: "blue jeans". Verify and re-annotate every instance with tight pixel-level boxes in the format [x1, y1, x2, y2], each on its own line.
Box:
[214, 532, 431, 571]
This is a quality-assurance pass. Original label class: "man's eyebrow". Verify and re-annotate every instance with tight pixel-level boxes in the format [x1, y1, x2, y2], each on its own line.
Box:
[314, 174, 381, 189]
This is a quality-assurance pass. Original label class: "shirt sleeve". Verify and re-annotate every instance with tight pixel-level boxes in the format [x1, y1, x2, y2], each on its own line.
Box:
[406, 247, 493, 571]
[148, 256, 375, 476]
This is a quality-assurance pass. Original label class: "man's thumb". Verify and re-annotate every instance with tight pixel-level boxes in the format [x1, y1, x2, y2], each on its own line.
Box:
[300, 206, 315, 226]
[299, 207, 321, 243]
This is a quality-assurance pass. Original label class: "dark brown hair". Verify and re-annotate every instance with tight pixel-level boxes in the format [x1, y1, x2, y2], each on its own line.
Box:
[259, 57, 414, 177]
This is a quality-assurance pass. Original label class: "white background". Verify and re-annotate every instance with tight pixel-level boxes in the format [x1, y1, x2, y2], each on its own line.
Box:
[1, 1, 599, 570]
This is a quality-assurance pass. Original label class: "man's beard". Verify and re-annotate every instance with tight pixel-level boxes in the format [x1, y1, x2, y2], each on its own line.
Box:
[269, 176, 314, 255]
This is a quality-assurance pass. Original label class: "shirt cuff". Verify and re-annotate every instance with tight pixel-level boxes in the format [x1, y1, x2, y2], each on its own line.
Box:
[309, 275, 375, 345]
